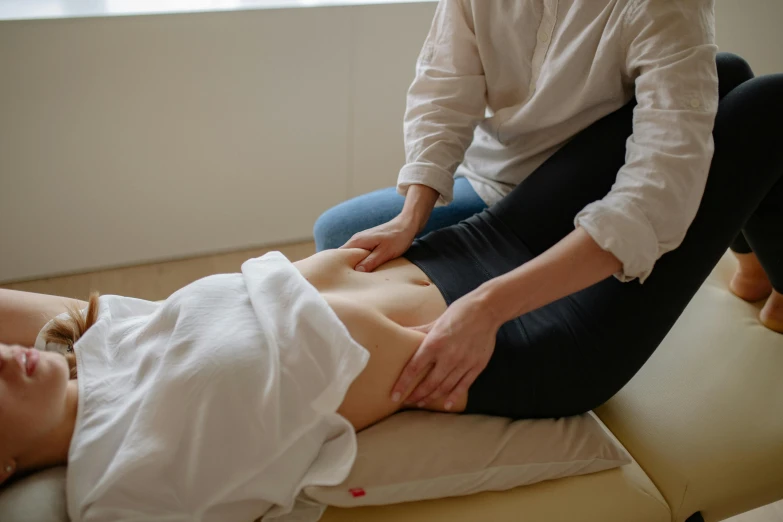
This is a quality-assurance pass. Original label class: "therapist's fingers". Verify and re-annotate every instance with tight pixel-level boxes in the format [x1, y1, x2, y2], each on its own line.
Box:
[390, 345, 434, 404]
[443, 368, 481, 412]
[341, 231, 379, 251]
[408, 322, 434, 334]
[403, 361, 454, 406]
[355, 247, 394, 273]
[418, 365, 466, 406]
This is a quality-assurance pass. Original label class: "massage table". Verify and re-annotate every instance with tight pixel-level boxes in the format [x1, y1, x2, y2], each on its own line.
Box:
[1, 253, 781, 521]
[322, 252, 783, 522]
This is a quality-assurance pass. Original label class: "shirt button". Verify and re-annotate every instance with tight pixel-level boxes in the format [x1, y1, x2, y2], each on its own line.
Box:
[690, 98, 701, 109]
[538, 30, 549, 43]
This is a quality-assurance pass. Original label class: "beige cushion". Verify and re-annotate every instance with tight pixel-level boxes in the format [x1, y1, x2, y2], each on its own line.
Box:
[307, 410, 630, 507]
[321, 458, 670, 522]
[0, 398, 629, 522]
[0, 467, 68, 522]
[1, 465, 668, 522]
[3, 252, 777, 522]
[596, 252, 783, 522]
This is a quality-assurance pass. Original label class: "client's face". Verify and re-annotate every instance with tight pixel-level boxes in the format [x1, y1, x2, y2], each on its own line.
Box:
[0, 344, 70, 461]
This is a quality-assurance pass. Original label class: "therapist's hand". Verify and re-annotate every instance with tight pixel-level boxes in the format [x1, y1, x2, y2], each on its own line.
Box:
[342, 184, 440, 273]
[341, 215, 418, 273]
[391, 290, 501, 411]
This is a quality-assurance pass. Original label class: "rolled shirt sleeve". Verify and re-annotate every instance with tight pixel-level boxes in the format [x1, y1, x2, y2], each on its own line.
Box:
[397, 0, 487, 205]
[574, 0, 719, 282]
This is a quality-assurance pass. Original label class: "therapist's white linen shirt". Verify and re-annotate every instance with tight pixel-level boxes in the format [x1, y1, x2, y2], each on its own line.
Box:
[398, 0, 719, 282]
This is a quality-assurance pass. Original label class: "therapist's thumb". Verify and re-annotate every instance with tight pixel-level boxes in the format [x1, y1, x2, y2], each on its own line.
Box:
[355, 248, 390, 273]
[342, 231, 376, 251]
[408, 322, 434, 335]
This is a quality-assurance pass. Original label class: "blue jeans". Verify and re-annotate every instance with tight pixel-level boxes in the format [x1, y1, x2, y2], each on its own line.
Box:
[314, 177, 488, 251]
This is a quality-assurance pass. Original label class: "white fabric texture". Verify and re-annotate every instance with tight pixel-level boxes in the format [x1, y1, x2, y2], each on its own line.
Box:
[0, 467, 69, 522]
[306, 410, 630, 508]
[56, 252, 369, 522]
[399, 0, 719, 282]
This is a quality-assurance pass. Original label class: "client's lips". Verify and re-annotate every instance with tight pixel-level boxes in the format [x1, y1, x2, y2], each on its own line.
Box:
[26, 349, 39, 376]
[16, 348, 39, 377]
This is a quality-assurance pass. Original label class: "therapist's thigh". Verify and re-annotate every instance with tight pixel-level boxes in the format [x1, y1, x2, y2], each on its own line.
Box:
[314, 178, 487, 251]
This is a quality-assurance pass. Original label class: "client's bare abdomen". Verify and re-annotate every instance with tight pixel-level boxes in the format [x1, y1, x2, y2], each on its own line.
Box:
[294, 249, 465, 430]
[295, 248, 447, 327]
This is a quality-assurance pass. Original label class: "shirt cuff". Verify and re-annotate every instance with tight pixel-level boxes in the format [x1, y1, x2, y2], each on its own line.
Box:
[397, 163, 455, 206]
[574, 197, 660, 283]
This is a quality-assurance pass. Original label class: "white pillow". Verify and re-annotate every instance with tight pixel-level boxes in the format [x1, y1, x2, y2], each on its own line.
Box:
[0, 467, 68, 522]
[305, 410, 630, 508]
[0, 412, 629, 520]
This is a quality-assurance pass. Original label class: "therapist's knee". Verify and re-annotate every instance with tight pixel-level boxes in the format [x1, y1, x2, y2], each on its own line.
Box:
[314, 205, 354, 251]
[717, 52, 755, 96]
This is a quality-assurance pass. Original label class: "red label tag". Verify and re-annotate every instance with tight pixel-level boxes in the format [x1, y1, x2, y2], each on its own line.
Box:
[349, 488, 366, 498]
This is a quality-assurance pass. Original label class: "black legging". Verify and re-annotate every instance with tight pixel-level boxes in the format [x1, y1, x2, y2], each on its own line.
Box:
[403, 53, 783, 420]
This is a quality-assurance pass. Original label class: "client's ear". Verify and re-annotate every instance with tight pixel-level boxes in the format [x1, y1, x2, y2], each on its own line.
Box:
[0, 459, 17, 485]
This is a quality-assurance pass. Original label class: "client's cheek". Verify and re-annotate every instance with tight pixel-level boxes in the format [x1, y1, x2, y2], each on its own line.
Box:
[16, 409, 50, 440]
[17, 388, 55, 422]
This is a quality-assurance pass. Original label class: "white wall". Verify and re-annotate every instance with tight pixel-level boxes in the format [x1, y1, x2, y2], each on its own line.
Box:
[715, 0, 783, 75]
[0, 3, 434, 282]
[1, 0, 780, 282]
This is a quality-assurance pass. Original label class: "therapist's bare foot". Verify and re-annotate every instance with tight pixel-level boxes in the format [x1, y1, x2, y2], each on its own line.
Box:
[760, 290, 783, 334]
[730, 252, 772, 302]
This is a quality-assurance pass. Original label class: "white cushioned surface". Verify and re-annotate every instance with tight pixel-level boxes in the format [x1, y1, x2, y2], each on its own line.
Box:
[1, 462, 668, 522]
[2, 252, 778, 522]
[596, 253, 783, 522]
[0, 467, 68, 522]
[307, 410, 630, 508]
[321, 458, 670, 522]
[0, 359, 630, 522]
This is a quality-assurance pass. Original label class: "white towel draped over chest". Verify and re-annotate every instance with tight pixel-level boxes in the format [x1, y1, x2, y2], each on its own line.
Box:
[48, 252, 369, 522]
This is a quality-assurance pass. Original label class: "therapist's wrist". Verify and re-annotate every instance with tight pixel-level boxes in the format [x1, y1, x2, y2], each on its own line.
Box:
[469, 281, 515, 331]
[400, 184, 439, 233]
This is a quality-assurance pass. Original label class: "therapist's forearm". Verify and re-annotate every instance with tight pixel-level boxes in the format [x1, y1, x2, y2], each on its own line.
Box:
[476, 228, 623, 327]
[399, 184, 440, 233]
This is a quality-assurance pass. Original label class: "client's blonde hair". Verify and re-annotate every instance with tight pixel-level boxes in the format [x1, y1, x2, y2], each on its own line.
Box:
[43, 292, 100, 379]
